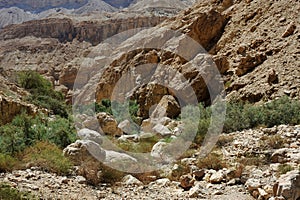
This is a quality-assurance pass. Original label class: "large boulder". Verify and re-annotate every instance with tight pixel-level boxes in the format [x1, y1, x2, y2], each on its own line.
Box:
[97, 112, 123, 136]
[63, 140, 106, 165]
[77, 128, 103, 144]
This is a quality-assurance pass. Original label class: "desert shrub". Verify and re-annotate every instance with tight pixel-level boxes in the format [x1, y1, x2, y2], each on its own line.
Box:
[216, 135, 234, 147]
[118, 135, 159, 153]
[261, 96, 300, 127]
[0, 154, 18, 172]
[0, 183, 36, 200]
[96, 99, 113, 114]
[22, 141, 72, 175]
[197, 152, 227, 170]
[223, 101, 251, 133]
[260, 134, 287, 149]
[238, 152, 268, 166]
[0, 119, 27, 155]
[44, 116, 77, 148]
[18, 71, 68, 118]
[0, 113, 76, 155]
[216, 96, 300, 134]
[278, 164, 293, 175]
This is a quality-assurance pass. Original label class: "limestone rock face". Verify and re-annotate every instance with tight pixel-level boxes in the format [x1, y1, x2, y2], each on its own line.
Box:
[0, 16, 166, 46]
[236, 53, 267, 76]
[93, 8, 228, 118]
[0, 94, 36, 124]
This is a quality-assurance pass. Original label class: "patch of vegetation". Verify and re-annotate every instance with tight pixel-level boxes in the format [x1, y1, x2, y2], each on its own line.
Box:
[238, 155, 267, 166]
[117, 135, 160, 153]
[0, 113, 76, 155]
[0, 112, 76, 173]
[18, 71, 68, 118]
[0, 183, 36, 200]
[216, 135, 234, 147]
[22, 141, 73, 175]
[260, 134, 287, 149]
[0, 154, 18, 172]
[278, 164, 294, 175]
[192, 96, 300, 145]
[197, 152, 227, 170]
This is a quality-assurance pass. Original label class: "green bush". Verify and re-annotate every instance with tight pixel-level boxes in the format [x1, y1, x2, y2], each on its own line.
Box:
[22, 141, 73, 175]
[190, 96, 300, 144]
[0, 113, 76, 155]
[18, 71, 68, 118]
[0, 183, 36, 200]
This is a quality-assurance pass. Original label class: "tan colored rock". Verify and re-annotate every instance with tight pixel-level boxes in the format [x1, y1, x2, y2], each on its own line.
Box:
[97, 112, 123, 136]
[0, 94, 36, 124]
[179, 174, 195, 189]
[150, 95, 180, 119]
[59, 64, 78, 89]
[63, 140, 106, 165]
[267, 68, 279, 84]
[282, 21, 296, 38]
[236, 53, 267, 76]
[213, 55, 230, 74]
[122, 175, 143, 186]
[209, 170, 225, 184]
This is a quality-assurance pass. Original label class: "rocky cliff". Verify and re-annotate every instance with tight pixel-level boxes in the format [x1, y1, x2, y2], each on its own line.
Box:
[0, 16, 166, 45]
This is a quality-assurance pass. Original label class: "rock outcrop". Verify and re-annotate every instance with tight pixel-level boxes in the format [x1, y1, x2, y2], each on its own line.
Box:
[0, 93, 36, 124]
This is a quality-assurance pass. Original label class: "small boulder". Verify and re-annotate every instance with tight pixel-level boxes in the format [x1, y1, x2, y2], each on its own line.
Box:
[122, 175, 143, 186]
[209, 170, 225, 184]
[152, 124, 172, 137]
[245, 178, 262, 192]
[63, 140, 106, 164]
[180, 174, 195, 190]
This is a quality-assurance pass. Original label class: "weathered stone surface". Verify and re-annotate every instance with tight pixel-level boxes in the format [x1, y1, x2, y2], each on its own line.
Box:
[117, 120, 131, 134]
[282, 21, 296, 38]
[150, 95, 180, 119]
[104, 150, 137, 164]
[0, 94, 36, 124]
[97, 112, 123, 136]
[209, 170, 225, 184]
[179, 174, 194, 189]
[236, 53, 267, 76]
[77, 128, 103, 145]
[152, 124, 172, 137]
[274, 170, 300, 200]
[63, 140, 106, 164]
[122, 175, 143, 186]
